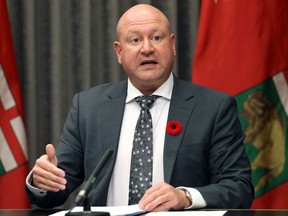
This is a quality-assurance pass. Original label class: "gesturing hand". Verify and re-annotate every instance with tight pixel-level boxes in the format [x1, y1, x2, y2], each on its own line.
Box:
[32, 144, 67, 192]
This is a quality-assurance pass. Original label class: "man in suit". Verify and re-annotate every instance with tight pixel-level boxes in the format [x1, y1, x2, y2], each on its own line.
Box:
[26, 4, 254, 211]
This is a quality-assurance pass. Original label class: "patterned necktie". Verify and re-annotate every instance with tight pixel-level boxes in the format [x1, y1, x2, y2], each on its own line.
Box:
[129, 95, 159, 205]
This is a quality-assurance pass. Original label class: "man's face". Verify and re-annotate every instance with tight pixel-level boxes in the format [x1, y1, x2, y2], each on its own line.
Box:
[114, 8, 176, 94]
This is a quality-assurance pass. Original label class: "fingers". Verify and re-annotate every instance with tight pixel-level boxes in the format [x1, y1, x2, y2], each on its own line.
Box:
[139, 182, 187, 212]
[139, 182, 169, 211]
[32, 144, 67, 192]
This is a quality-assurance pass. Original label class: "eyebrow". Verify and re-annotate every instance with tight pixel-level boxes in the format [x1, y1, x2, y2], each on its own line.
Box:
[127, 28, 164, 36]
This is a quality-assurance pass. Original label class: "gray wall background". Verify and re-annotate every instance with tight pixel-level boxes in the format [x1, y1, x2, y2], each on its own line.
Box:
[7, 0, 200, 208]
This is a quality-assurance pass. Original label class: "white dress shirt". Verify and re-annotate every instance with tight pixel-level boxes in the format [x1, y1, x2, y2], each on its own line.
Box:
[106, 74, 172, 206]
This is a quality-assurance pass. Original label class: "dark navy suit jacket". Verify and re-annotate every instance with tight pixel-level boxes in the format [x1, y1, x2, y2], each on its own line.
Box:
[27, 76, 254, 208]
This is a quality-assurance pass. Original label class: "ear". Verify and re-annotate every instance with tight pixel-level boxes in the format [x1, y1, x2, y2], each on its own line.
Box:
[113, 41, 122, 64]
[171, 34, 176, 56]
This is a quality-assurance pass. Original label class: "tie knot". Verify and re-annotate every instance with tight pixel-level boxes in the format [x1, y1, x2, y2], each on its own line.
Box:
[135, 95, 158, 110]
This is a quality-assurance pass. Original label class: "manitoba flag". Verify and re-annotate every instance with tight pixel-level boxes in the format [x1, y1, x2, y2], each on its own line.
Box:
[0, 0, 30, 208]
[192, 0, 288, 209]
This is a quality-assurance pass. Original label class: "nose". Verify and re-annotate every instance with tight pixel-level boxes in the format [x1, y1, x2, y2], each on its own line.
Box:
[140, 39, 155, 55]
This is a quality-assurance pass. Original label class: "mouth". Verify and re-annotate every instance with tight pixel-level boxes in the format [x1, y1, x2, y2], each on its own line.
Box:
[140, 60, 158, 66]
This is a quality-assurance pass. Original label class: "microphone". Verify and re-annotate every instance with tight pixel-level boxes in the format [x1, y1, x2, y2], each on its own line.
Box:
[66, 149, 113, 216]
[75, 149, 113, 204]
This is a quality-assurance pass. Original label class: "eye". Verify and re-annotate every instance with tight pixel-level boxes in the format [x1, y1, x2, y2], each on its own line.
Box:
[152, 35, 161, 42]
[131, 37, 141, 44]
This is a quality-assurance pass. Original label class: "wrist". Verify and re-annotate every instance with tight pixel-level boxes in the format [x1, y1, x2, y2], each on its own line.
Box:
[178, 188, 192, 208]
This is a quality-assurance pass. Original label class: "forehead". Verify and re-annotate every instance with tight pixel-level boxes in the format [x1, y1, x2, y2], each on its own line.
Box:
[117, 6, 170, 37]
[125, 20, 166, 35]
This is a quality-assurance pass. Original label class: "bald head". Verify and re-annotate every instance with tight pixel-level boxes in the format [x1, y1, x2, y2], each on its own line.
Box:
[116, 4, 171, 40]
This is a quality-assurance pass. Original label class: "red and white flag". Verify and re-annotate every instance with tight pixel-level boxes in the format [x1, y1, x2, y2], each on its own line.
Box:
[192, 0, 288, 208]
[0, 0, 30, 208]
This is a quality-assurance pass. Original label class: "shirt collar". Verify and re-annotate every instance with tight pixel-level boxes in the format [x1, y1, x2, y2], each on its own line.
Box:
[126, 73, 174, 103]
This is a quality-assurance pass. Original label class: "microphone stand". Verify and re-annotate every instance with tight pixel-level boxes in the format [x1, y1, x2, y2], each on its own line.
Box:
[65, 149, 114, 216]
[83, 197, 92, 212]
[65, 196, 110, 216]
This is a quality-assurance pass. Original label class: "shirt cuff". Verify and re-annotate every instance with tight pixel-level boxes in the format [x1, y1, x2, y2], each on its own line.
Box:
[26, 170, 47, 197]
[177, 186, 207, 209]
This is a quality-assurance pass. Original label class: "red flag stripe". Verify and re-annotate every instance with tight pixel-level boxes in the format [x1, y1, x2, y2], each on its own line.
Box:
[251, 181, 288, 209]
[284, 70, 288, 81]
[0, 102, 19, 121]
[0, 164, 31, 208]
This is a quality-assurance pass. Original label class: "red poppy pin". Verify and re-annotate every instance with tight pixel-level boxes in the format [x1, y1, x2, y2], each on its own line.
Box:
[166, 121, 182, 136]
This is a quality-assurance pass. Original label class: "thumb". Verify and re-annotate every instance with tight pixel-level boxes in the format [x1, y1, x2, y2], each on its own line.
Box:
[46, 144, 58, 166]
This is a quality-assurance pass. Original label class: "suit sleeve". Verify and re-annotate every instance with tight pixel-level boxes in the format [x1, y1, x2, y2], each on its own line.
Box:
[196, 96, 254, 208]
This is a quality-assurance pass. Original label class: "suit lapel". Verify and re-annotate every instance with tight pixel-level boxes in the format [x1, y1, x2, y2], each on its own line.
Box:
[164, 78, 196, 183]
[101, 81, 127, 157]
